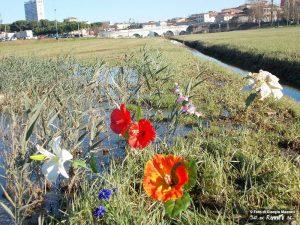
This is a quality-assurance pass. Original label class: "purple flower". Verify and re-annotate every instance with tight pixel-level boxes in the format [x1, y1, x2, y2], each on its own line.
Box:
[93, 205, 106, 218]
[98, 189, 113, 200]
[181, 105, 189, 113]
[177, 95, 189, 103]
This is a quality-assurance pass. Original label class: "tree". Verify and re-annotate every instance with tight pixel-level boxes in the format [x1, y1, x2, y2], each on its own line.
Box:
[0, 24, 10, 32]
[10, 20, 29, 32]
[270, 0, 274, 26]
[3, 19, 91, 36]
[283, 0, 300, 25]
[248, 0, 265, 27]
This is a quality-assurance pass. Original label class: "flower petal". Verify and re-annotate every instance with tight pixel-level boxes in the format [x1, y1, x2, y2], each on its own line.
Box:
[267, 73, 280, 83]
[42, 159, 59, 182]
[52, 136, 62, 155]
[272, 89, 283, 100]
[58, 163, 69, 179]
[110, 104, 131, 135]
[60, 149, 73, 162]
[36, 145, 55, 159]
[268, 81, 283, 90]
[259, 83, 272, 100]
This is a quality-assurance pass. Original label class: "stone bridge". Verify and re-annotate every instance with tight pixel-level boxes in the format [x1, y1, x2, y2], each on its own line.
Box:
[99, 25, 189, 38]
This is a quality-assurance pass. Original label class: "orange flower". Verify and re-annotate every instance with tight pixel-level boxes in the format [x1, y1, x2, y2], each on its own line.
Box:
[143, 154, 189, 202]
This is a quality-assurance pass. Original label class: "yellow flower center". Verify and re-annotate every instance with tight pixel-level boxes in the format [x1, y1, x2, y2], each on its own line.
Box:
[164, 174, 173, 186]
[53, 156, 59, 163]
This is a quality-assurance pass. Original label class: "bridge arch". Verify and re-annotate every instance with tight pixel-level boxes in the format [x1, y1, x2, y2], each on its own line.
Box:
[179, 31, 188, 35]
[164, 30, 174, 37]
[133, 33, 142, 38]
[148, 31, 160, 37]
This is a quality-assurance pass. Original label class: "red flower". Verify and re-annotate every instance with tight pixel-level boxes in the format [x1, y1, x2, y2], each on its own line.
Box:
[110, 104, 131, 135]
[128, 119, 156, 149]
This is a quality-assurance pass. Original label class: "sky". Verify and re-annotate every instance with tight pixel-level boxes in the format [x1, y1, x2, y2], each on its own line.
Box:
[0, 0, 280, 24]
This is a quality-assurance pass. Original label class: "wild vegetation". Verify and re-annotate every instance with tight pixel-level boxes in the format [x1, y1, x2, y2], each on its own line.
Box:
[0, 37, 299, 224]
[176, 27, 300, 88]
[0, 20, 103, 36]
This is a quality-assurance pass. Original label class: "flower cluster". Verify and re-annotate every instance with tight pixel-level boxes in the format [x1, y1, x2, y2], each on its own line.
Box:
[110, 104, 156, 149]
[93, 188, 117, 219]
[173, 83, 203, 117]
[246, 70, 283, 101]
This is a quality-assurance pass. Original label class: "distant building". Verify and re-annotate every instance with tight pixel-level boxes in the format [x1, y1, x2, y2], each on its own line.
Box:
[159, 21, 168, 27]
[24, 0, 45, 21]
[216, 13, 234, 23]
[216, 8, 243, 23]
[64, 17, 78, 22]
[221, 8, 243, 15]
[116, 23, 130, 30]
[142, 21, 158, 29]
[231, 13, 250, 23]
[15, 30, 33, 39]
[189, 11, 217, 24]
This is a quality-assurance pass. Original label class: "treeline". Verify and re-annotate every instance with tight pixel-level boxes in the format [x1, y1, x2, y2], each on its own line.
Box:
[0, 20, 103, 35]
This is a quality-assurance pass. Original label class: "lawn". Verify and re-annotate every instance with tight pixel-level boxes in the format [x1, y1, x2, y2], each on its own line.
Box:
[0, 37, 299, 225]
[176, 27, 300, 87]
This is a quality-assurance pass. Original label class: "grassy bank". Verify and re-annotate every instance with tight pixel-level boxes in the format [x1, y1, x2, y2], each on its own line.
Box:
[175, 27, 300, 88]
[0, 38, 299, 224]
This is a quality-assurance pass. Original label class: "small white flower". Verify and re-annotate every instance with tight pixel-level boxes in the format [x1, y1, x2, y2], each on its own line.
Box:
[37, 136, 73, 182]
[247, 70, 283, 100]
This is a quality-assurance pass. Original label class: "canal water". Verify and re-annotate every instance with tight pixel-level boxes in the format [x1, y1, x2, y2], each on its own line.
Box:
[171, 40, 300, 102]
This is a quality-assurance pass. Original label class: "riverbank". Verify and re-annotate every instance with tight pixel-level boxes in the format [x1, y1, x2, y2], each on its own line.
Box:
[174, 27, 300, 89]
[0, 38, 299, 224]
[170, 39, 300, 102]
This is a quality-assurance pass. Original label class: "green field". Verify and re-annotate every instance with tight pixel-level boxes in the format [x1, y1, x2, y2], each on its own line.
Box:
[176, 27, 300, 87]
[0, 37, 299, 224]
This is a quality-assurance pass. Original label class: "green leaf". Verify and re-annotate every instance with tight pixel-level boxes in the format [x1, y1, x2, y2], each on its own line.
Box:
[164, 193, 191, 217]
[30, 154, 46, 161]
[126, 104, 137, 112]
[136, 105, 143, 121]
[21, 98, 47, 156]
[184, 160, 197, 190]
[245, 93, 257, 109]
[89, 155, 98, 173]
[26, 98, 47, 141]
[73, 160, 88, 169]
[184, 79, 193, 96]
